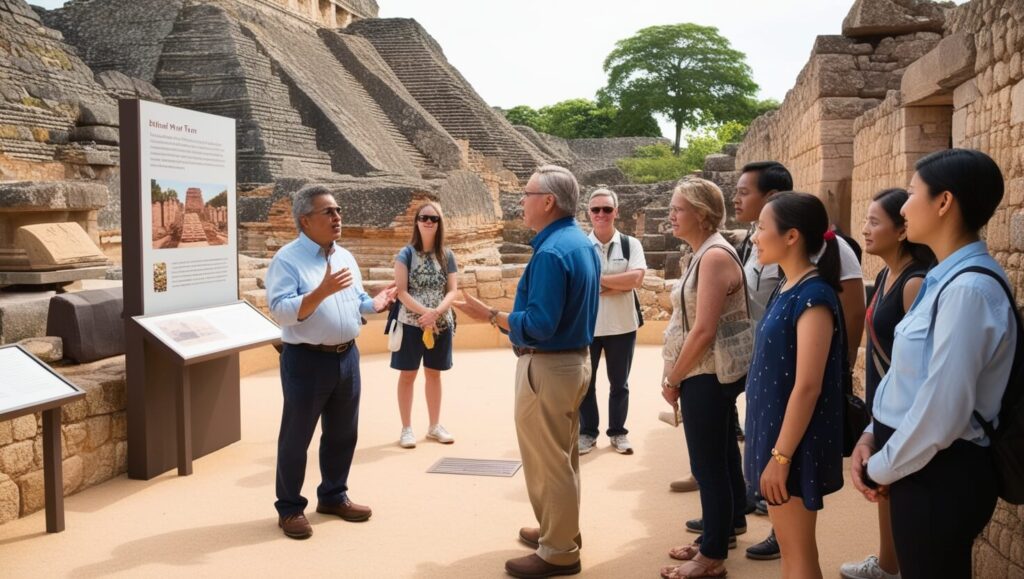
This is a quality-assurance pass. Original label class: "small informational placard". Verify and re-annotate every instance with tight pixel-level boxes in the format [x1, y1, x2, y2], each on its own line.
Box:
[0, 345, 83, 418]
[137, 100, 238, 316]
[134, 301, 280, 362]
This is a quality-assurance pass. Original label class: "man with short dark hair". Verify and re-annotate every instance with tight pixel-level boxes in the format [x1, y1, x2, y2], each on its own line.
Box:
[265, 185, 396, 540]
[457, 165, 600, 578]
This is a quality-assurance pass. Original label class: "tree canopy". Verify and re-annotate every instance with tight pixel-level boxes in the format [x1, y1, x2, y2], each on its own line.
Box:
[603, 23, 759, 153]
[501, 98, 660, 139]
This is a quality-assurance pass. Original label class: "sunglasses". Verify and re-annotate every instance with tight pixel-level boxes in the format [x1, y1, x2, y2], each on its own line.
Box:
[417, 215, 441, 223]
[309, 207, 341, 217]
[590, 206, 615, 214]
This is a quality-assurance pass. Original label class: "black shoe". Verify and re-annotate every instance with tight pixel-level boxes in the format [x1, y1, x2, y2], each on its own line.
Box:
[743, 500, 756, 515]
[753, 499, 769, 516]
[685, 518, 747, 536]
[746, 530, 780, 560]
[693, 533, 737, 550]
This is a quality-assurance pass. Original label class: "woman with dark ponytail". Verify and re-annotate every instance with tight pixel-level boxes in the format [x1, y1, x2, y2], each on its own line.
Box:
[841, 188, 932, 579]
[746, 191, 845, 578]
[851, 149, 1014, 579]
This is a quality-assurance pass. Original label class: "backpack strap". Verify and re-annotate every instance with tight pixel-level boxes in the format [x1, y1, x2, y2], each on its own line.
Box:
[619, 234, 631, 261]
[928, 266, 1022, 439]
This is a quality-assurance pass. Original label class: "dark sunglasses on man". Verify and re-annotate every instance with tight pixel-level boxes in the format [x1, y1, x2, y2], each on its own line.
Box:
[589, 206, 614, 214]
[417, 215, 441, 223]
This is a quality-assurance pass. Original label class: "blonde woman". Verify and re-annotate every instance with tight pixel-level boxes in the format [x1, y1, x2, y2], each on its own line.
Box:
[660, 177, 750, 579]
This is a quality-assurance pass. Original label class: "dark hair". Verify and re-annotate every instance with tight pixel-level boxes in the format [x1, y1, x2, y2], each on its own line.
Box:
[871, 188, 935, 266]
[741, 161, 793, 195]
[767, 191, 841, 292]
[914, 148, 1004, 233]
[409, 202, 448, 272]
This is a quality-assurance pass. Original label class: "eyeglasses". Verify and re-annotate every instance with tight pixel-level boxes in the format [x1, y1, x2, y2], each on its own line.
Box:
[590, 206, 614, 214]
[309, 207, 341, 217]
[417, 215, 440, 223]
[521, 191, 551, 198]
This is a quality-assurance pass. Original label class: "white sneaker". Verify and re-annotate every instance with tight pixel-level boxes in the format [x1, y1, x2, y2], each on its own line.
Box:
[610, 435, 634, 455]
[840, 555, 901, 579]
[399, 427, 416, 448]
[579, 434, 596, 455]
[426, 424, 454, 444]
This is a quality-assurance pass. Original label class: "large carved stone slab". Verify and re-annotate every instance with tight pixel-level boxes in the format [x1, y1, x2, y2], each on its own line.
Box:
[901, 33, 977, 105]
[842, 0, 951, 38]
[14, 222, 106, 266]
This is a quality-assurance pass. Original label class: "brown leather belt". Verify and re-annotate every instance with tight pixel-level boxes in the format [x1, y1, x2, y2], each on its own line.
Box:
[294, 340, 355, 354]
[513, 346, 588, 358]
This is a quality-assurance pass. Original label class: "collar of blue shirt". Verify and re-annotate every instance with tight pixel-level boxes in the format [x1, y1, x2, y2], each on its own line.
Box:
[296, 231, 335, 258]
[925, 240, 989, 283]
[529, 216, 577, 250]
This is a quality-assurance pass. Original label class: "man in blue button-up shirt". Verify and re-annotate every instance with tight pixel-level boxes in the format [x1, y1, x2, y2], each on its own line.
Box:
[265, 185, 395, 540]
[458, 165, 600, 578]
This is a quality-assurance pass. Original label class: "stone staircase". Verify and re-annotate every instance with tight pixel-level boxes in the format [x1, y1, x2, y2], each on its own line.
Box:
[153, 3, 334, 184]
[348, 18, 548, 180]
[180, 212, 206, 243]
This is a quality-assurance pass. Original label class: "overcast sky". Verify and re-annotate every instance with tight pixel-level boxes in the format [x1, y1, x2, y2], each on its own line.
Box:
[32, 0, 967, 140]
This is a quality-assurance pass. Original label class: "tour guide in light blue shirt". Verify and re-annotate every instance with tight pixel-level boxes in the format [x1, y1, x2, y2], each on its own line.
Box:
[264, 185, 395, 541]
[456, 165, 599, 579]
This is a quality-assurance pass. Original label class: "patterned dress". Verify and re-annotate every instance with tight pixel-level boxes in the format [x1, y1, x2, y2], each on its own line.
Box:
[744, 276, 844, 510]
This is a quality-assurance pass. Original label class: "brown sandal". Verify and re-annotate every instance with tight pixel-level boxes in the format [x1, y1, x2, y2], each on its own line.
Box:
[660, 557, 728, 578]
[668, 543, 700, 561]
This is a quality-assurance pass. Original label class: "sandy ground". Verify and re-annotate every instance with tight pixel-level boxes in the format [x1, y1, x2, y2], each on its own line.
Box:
[0, 346, 877, 578]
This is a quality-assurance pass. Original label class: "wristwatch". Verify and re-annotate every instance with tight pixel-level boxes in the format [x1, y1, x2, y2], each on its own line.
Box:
[488, 308, 500, 327]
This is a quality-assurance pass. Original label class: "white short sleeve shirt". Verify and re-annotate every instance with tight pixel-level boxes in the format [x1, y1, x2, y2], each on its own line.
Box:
[589, 230, 647, 337]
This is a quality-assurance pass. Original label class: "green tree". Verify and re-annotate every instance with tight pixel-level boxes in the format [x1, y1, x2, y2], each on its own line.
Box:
[603, 23, 758, 153]
[207, 190, 228, 208]
[503, 105, 545, 131]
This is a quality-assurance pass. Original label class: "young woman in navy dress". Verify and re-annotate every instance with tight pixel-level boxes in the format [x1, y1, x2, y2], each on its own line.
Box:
[746, 192, 845, 579]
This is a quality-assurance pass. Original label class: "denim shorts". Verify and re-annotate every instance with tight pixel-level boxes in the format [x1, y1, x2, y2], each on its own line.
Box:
[390, 323, 453, 371]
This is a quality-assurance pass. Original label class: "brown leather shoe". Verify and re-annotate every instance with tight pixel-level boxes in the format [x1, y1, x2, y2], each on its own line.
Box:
[278, 512, 312, 539]
[518, 527, 582, 549]
[316, 499, 372, 522]
[505, 554, 580, 578]
[669, 475, 699, 493]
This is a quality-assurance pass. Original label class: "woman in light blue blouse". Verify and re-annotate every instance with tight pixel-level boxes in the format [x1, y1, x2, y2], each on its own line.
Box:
[850, 149, 1014, 579]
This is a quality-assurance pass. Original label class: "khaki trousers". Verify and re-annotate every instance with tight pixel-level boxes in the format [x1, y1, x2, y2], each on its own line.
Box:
[514, 350, 591, 565]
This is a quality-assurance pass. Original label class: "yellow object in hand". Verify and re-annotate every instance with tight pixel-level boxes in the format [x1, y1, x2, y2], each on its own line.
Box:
[422, 327, 435, 350]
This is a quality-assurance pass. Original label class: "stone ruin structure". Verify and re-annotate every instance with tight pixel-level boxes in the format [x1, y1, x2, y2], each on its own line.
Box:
[724, 0, 1024, 575]
[1, 0, 1022, 572]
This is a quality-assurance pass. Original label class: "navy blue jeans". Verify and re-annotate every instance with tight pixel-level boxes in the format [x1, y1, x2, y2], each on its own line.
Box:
[580, 331, 636, 438]
[680, 373, 747, 559]
[275, 344, 361, 517]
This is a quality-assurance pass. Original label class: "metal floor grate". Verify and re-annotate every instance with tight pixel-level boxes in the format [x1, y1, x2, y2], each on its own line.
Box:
[427, 457, 522, 477]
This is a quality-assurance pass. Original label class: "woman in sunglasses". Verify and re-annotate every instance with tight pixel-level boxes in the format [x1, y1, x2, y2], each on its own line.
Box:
[392, 202, 459, 449]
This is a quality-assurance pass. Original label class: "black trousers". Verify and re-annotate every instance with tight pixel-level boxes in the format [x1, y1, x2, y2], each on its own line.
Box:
[275, 344, 361, 516]
[875, 421, 997, 579]
[579, 331, 636, 438]
[680, 373, 747, 559]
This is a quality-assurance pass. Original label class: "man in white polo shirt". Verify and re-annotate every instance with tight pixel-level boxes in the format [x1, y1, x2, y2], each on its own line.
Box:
[579, 188, 647, 455]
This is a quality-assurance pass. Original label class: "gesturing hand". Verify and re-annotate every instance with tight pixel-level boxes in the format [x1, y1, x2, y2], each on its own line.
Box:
[453, 290, 493, 321]
[317, 262, 353, 299]
[372, 283, 397, 313]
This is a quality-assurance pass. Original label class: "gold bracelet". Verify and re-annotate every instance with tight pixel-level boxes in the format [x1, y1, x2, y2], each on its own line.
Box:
[771, 448, 791, 465]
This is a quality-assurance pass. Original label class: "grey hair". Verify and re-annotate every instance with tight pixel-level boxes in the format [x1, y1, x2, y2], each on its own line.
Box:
[589, 187, 618, 207]
[291, 185, 334, 231]
[532, 165, 579, 214]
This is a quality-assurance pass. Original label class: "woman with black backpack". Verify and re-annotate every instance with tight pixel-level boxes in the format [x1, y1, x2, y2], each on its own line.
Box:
[850, 149, 1015, 579]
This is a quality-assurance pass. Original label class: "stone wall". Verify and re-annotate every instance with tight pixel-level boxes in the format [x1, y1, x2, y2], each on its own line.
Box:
[851, 90, 952, 280]
[0, 356, 126, 525]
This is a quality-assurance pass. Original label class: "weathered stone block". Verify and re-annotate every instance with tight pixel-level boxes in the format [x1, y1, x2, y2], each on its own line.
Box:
[0, 292, 54, 345]
[1011, 210, 1024, 252]
[77, 102, 119, 127]
[0, 474, 18, 524]
[16, 336, 63, 363]
[85, 415, 111, 450]
[68, 125, 119, 145]
[954, 79, 981, 109]
[703, 154, 735, 172]
[477, 281, 503, 299]
[45, 288, 124, 364]
[367, 268, 393, 280]
[63, 421, 88, 455]
[901, 33, 977, 105]
[0, 422, 12, 446]
[0, 440, 35, 476]
[842, 0, 947, 38]
[456, 273, 476, 288]
[474, 268, 502, 282]
[81, 444, 115, 487]
[11, 415, 36, 441]
[1012, 80, 1024, 126]
[15, 222, 106, 267]
[61, 397, 89, 423]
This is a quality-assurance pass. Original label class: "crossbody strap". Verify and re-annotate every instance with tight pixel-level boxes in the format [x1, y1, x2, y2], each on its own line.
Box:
[680, 244, 749, 332]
